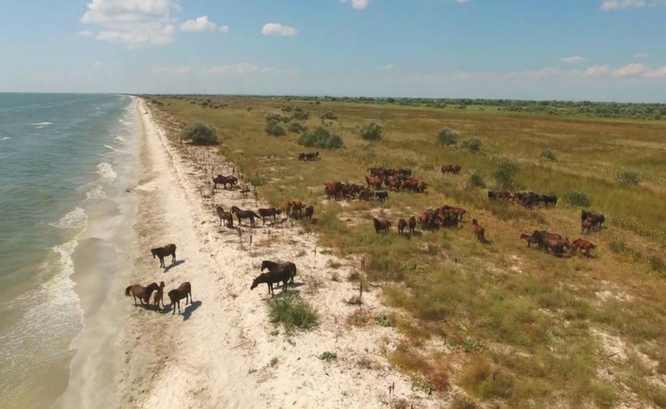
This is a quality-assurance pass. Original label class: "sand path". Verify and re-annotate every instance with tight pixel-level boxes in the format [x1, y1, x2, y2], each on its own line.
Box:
[117, 99, 441, 409]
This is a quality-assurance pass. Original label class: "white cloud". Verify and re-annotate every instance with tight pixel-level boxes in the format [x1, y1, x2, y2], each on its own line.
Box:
[601, 0, 666, 10]
[506, 67, 572, 79]
[383, 63, 396, 71]
[611, 63, 649, 77]
[219, 25, 229, 33]
[560, 56, 586, 64]
[583, 64, 612, 77]
[151, 65, 192, 74]
[644, 66, 666, 78]
[180, 16, 217, 33]
[80, 0, 180, 48]
[208, 63, 259, 74]
[340, 0, 370, 9]
[634, 52, 649, 59]
[261, 23, 298, 36]
[77, 30, 93, 36]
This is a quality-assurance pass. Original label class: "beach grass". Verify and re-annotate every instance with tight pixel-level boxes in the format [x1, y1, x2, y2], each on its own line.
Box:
[150, 96, 666, 408]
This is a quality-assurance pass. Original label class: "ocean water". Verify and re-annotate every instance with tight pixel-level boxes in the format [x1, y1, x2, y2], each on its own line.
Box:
[0, 94, 139, 409]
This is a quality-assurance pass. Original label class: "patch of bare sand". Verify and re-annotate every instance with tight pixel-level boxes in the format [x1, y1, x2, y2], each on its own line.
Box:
[118, 99, 445, 409]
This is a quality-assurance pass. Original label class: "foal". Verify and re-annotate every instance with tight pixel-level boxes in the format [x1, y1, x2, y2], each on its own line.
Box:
[472, 219, 486, 242]
[153, 281, 166, 312]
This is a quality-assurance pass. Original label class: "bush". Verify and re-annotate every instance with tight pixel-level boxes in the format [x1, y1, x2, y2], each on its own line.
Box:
[299, 127, 344, 150]
[265, 112, 290, 123]
[360, 122, 383, 141]
[493, 159, 519, 189]
[293, 110, 310, 121]
[469, 171, 485, 188]
[562, 189, 591, 207]
[461, 137, 482, 152]
[182, 122, 219, 146]
[541, 148, 557, 161]
[265, 120, 286, 136]
[321, 111, 338, 120]
[437, 128, 459, 146]
[281, 105, 293, 112]
[288, 122, 305, 133]
[269, 293, 318, 332]
[617, 168, 642, 187]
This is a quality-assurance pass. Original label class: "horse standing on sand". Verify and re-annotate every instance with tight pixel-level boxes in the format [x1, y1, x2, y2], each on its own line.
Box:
[153, 281, 166, 312]
[151, 243, 177, 268]
[125, 282, 160, 306]
[261, 260, 297, 285]
[251, 269, 294, 297]
[230, 206, 260, 227]
[168, 282, 192, 315]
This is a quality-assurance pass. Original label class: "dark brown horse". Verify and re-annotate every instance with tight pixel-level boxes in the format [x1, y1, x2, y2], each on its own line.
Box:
[153, 281, 166, 312]
[251, 269, 292, 297]
[258, 207, 282, 224]
[216, 206, 234, 227]
[168, 282, 192, 315]
[373, 217, 391, 234]
[230, 206, 259, 227]
[304, 205, 314, 222]
[151, 243, 176, 268]
[261, 260, 297, 285]
[408, 216, 416, 235]
[212, 174, 237, 190]
[290, 201, 306, 218]
[397, 219, 408, 235]
[472, 219, 486, 242]
[520, 233, 539, 247]
[125, 282, 160, 306]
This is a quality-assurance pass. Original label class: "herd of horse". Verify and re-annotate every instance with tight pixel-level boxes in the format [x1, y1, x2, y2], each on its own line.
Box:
[298, 151, 319, 161]
[215, 200, 314, 228]
[487, 189, 558, 208]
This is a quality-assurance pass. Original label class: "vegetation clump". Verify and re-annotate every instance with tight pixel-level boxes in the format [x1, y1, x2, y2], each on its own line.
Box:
[562, 189, 591, 207]
[265, 120, 287, 136]
[288, 122, 306, 133]
[541, 148, 557, 161]
[617, 168, 642, 187]
[268, 293, 318, 332]
[321, 111, 338, 120]
[360, 122, 383, 141]
[182, 122, 219, 145]
[299, 127, 344, 149]
[265, 112, 290, 123]
[437, 127, 459, 146]
[293, 110, 310, 120]
[461, 137, 482, 152]
[493, 159, 519, 189]
[468, 171, 485, 188]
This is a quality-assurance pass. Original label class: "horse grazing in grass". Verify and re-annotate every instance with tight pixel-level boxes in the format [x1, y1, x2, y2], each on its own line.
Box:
[153, 281, 166, 312]
[571, 238, 596, 256]
[230, 206, 259, 227]
[520, 233, 539, 248]
[408, 216, 416, 235]
[472, 219, 486, 242]
[373, 218, 391, 234]
[125, 282, 160, 306]
[151, 243, 176, 268]
[304, 205, 314, 222]
[216, 206, 234, 227]
[258, 207, 281, 225]
[168, 282, 192, 315]
[251, 269, 293, 297]
[581, 210, 605, 231]
[397, 219, 408, 235]
[261, 260, 297, 285]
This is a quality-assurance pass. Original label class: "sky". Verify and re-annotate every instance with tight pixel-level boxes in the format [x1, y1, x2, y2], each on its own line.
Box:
[0, 0, 665, 102]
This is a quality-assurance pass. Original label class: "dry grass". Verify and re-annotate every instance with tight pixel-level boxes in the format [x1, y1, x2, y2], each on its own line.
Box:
[151, 96, 666, 408]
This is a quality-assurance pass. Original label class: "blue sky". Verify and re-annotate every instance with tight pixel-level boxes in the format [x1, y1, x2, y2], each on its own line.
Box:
[0, 0, 665, 101]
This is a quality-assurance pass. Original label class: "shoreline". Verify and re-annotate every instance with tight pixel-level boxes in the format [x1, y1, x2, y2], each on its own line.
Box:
[103, 99, 442, 408]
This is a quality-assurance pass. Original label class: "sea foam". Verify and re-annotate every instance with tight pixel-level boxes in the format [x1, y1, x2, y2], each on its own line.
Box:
[96, 162, 117, 183]
[50, 207, 88, 231]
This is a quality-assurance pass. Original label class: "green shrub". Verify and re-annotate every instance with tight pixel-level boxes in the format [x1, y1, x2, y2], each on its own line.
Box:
[461, 137, 482, 152]
[360, 122, 383, 141]
[265, 120, 286, 136]
[541, 148, 557, 161]
[321, 111, 338, 120]
[299, 127, 344, 150]
[288, 122, 305, 133]
[437, 128, 459, 146]
[562, 189, 591, 207]
[265, 112, 290, 123]
[182, 122, 219, 146]
[617, 168, 642, 187]
[269, 293, 318, 332]
[493, 159, 519, 189]
[282, 105, 294, 112]
[293, 110, 310, 120]
[319, 352, 338, 362]
[469, 171, 485, 188]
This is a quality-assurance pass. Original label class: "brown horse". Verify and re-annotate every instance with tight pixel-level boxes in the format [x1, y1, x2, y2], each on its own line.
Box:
[216, 206, 234, 227]
[373, 217, 391, 234]
[151, 244, 176, 268]
[304, 205, 314, 222]
[168, 282, 192, 315]
[153, 281, 166, 312]
[230, 206, 259, 227]
[472, 219, 485, 242]
[408, 216, 416, 235]
[212, 175, 237, 190]
[365, 176, 383, 189]
[125, 282, 160, 306]
[397, 219, 407, 235]
[290, 201, 306, 217]
[520, 233, 539, 247]
[571, 238, 596, 256]
[284, 201, 293, 216]
[258, 207, 281, 224]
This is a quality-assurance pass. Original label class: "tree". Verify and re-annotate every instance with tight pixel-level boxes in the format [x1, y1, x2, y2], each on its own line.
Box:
[182, 122, 219, 146]
[493, 159, 519, 189]
[437, 128, 459, 146]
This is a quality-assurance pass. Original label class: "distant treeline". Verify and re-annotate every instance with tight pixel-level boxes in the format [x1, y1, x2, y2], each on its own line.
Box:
[145, 94, 666, 121]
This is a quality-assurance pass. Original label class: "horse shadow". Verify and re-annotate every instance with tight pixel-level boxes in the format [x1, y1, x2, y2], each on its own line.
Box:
[164, 259, 186, 273]
[137, 303, 160, 312]
[272, 289, 301, 299]
[182, 300, 202, 321]
[288, 281, 305, 289]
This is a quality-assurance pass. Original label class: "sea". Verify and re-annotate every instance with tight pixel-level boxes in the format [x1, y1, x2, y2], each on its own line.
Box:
[0, 94, 140, 409]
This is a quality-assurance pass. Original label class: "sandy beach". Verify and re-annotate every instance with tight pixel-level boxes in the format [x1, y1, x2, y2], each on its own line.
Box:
[100, 98, 444, 409]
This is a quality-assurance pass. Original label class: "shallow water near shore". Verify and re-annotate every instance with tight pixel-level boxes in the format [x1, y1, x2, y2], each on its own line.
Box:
[0, 94, 139, 409]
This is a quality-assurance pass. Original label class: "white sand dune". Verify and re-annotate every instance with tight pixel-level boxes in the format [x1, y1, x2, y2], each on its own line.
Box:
[116, 99, 443, 409]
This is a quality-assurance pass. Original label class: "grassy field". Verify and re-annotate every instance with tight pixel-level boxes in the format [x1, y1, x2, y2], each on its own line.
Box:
[151, 96, 666, 408]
